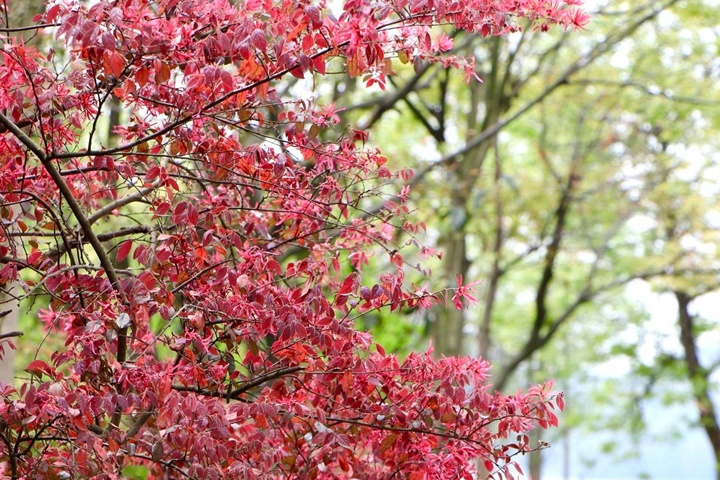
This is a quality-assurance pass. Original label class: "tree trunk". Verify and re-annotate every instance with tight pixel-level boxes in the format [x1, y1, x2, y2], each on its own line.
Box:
[0, 285, 19, 385]
[529, 424, 543, 480]
[432, 37, 507, 358]
[431, 222, 470, 356]
[528, 359, 543, 480]
[478, 149, 503, 360]
[0, 204, 21, 385]
[675, 291, 720, 480]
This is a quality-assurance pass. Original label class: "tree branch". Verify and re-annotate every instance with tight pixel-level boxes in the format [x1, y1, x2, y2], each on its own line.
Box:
[569, 78, 720, 106]
[410, 0, 682, 187]
[0, 226, 153, 268]
[172, 366, 303, 400]
[0, 112, 130, 433]
[88, 186, 155, 225]
[675, 291, 720, 456]
[0, 23, 59, 33]
[0, 331, 23, 340]
[125, 411, 153, 439]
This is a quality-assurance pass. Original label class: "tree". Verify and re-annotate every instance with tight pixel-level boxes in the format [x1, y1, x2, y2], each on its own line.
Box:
[0, 0, 587, 478]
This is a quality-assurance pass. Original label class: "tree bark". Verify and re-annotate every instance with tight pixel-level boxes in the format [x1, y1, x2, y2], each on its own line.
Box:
[0, 282, 19, 385]
[478, 148, 503, 360]
[528, 360, 544, 480]
[431, 36, 508, 357]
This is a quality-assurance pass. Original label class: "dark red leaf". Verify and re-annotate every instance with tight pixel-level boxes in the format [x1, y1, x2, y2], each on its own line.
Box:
[116, 240, 132, 262]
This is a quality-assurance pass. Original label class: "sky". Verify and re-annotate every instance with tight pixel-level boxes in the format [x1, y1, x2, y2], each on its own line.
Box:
[527, 285, 720, 480]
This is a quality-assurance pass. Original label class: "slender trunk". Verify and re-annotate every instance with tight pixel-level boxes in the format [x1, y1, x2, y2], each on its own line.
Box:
[675, 291, 720, 479]
[493, 155, 580, 391]
[479, 148, 503, 360]
[529, 425, 543, 480]
[432, 37, 507, 357]
[0, 203, 21, 385]
[0, 279, 19, 385]
[528, 360, 543, 480]
[562, 332, 572, 480]
[432, 229, 469, 356]
[562, 425, 570, 480]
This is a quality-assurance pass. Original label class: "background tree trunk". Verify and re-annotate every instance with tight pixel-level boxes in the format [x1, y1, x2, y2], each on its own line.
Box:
[0, 204, 21, 385]
[0, 293, 19, 385]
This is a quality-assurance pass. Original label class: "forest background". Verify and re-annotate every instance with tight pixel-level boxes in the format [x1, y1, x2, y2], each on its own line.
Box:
[341, 0, 720, 478]
[2, 0, 720, 479]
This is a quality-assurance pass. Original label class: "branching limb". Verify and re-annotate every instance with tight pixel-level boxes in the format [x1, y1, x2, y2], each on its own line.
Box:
[172, 366, 304, 400]
[88, 186, 155, 225]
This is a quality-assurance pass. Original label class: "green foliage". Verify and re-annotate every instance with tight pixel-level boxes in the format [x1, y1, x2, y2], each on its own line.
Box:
[122, 465, 149, 480]
[355, 311, 422, 356]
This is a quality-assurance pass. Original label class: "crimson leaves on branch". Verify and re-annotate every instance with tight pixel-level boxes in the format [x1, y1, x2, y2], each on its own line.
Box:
[0, 0, 585, 478]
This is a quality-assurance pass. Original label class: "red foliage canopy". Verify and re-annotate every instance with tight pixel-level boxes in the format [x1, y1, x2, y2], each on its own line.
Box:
[0, 0, 584, 477]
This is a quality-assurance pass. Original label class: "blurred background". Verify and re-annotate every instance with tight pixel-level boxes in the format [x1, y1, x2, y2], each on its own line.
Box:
[329, 1, 720, 478]
[4, 0, 720, 478]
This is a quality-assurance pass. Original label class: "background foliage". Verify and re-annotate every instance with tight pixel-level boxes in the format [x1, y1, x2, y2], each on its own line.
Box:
[333, 0, 720, 478]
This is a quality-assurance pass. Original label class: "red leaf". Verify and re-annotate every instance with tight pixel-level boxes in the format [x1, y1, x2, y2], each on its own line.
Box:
[378, 434, 397, 454]
[251, 29, 267, 52]
[104, 50, 125, 77]
[26, 360, 51, 378]
[312, 55, 326, 75]
[154, 60, 171, 84]
[27, 249, 43, 265]
[338, 273, 357, 295]
[302, 34, 313, 51]
[186, 204, 199, 226]
[116, 240, 132, 262]
[155, 201, 171, 215]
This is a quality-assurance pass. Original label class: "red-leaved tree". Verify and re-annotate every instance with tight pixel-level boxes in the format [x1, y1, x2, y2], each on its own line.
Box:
[0, 0, 586, 478]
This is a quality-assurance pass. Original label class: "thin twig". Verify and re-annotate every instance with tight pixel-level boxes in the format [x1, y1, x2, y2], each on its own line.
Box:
[0, 23, 59, 33]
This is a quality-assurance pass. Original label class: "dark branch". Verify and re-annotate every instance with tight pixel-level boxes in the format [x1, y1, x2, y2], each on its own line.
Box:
[172, 366, 304, 400]
[0, 331, 23, 340]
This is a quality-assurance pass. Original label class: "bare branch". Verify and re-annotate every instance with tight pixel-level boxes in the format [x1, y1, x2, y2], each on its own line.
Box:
[570, 78, 720, 106]
[0, 23, 59, 33]
[0, 226, 153, 269]
[172, 366, 304, 400]
[88, 186, 155, 225]
[0, 331, 23, 340]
